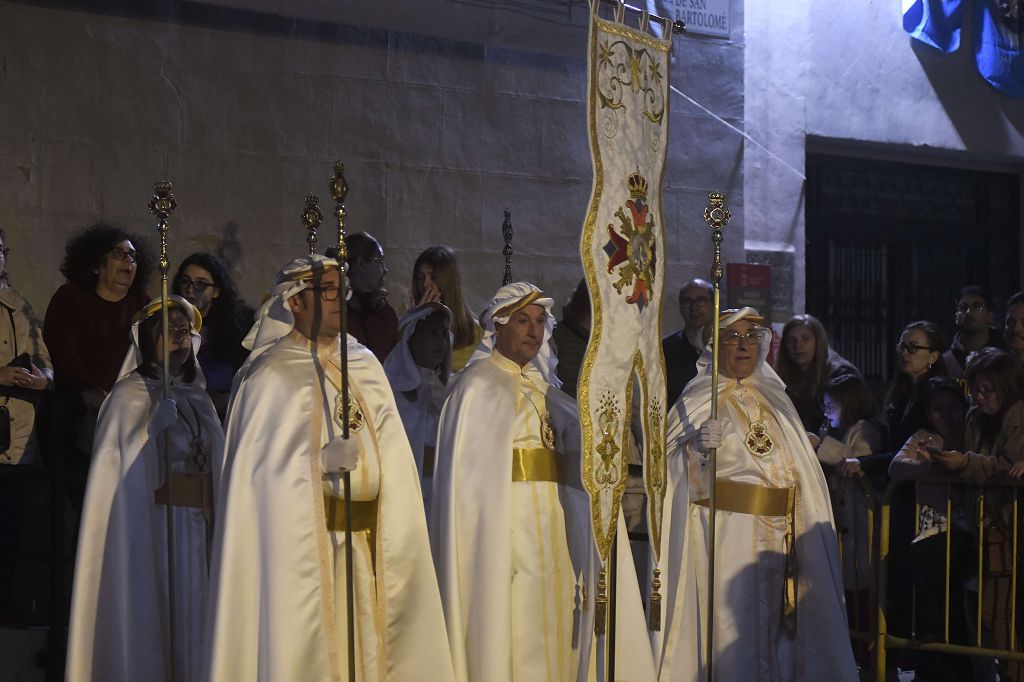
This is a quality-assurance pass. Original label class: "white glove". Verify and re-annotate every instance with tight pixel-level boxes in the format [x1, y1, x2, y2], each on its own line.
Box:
[149, 398, 177, 433]
[320, 436, 361, 474]
[697, 419, 723, 453]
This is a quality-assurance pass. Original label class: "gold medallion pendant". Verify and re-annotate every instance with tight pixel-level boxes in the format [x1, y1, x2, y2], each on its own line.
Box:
[745, 420, 774, 457]
[335, 395, 365, 432]
[541, 412, 557, 450]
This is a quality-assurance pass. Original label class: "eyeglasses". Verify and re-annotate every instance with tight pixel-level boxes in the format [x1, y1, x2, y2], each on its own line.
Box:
[720, 330, 765, 346]
[0, 246, 10, 257]
[109, 247, 138, 263]
[956, 302, 987, 314]
[177, 276, 215, 294]
[680, 296, 711, 308]
[306, 285, 342, 301]
[895, 341, 932, 355]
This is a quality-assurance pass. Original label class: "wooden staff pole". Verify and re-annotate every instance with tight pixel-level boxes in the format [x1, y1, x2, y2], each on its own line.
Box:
[702, 191, 730, 681]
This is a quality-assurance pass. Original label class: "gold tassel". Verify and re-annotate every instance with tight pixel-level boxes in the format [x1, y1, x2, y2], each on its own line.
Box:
[649, 567, 662, 631]
[595, 568, 608, 636]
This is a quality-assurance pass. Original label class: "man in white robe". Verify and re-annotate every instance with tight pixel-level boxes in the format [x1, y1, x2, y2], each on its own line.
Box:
[431, 281, 656, 682]
[204, 255, 453, 682]
[657, 307, 857, 681]
[382, 301, 452, 514]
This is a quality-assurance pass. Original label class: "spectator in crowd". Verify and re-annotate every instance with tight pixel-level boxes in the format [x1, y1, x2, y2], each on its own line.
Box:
[0, 227, 53, 624]
[1003, 291, 1024, 367]
[551, 279, 590, 398]
[943, 285, 1006, 383]
[774, 313, 859, 433]
[889, 377, 977, 682]
[883, 320, 948, 640]
[932, 349, 1024, 483]
[885, 320, 949, 451]
[411, 246, 482, 371]
[173, 252, 253, 420]
[43, 224, 152, 510]
[334, 232, 398, 361]
[662, 278, 713, 406]
[383, 302, 452, 514]
[811, 372, 883, 665]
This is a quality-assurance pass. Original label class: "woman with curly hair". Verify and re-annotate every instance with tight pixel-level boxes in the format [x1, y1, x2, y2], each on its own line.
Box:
[173, 252, 253, 420]
[43, 224, 151, 509]
[411, 246, 482, 371]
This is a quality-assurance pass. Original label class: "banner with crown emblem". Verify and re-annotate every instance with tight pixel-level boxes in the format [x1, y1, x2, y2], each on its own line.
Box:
[578, 8, 671, 631]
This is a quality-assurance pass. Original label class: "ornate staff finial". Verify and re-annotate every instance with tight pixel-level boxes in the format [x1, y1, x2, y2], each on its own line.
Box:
[302, 193, 323, 256]
[330, 161, 349, 265]
[502, 208, 513, 286]
[703, 191, 731, 286]
[149, 181, 177, 277]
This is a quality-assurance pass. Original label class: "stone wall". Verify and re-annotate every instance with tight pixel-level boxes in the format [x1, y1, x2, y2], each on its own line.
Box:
[0, 0, 745, 333]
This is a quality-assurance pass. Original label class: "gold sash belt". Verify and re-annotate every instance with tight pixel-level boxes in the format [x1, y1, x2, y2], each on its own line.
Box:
[154, 472, 211, 510]
[693, 479, 795, 517]
[323, 495, 378, 533]
[694, 479, 798, 628]
[512, 447, 561, 483]
[323, 495, 378, 568]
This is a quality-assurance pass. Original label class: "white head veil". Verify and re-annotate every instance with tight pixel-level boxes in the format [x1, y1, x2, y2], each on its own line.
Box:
[117, 295, 204, 385]
[241, 254, 342, 366]
[694, 306, 780, 390]
[466, 281, 559, 386]
[382, 302, 454, 392]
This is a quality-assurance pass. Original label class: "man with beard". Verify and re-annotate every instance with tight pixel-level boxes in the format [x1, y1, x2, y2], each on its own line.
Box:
[332, 232, 399, 361]
[943, 285, 1006, 384]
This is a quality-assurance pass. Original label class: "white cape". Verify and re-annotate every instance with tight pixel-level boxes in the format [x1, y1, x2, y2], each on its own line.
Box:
[66, 372, 224, 682]
[655, 354, 857, 681]
[204, 332, 454, 682]
[431, 353, 656, 682]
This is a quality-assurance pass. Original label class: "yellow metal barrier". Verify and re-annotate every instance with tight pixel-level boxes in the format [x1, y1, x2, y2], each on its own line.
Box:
[871, 476, 1024, 680]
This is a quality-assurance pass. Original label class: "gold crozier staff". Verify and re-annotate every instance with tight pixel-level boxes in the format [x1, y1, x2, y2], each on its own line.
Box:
[149, 181, 178, 682]
[328, 162, 357, 682]
[703, 191, 731, 680]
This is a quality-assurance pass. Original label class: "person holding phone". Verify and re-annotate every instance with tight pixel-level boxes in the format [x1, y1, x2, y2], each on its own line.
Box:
[0, 226, 53, 624]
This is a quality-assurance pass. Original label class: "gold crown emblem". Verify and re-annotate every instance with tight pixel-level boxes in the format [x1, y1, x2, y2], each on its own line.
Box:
[627, 168, 648, 200]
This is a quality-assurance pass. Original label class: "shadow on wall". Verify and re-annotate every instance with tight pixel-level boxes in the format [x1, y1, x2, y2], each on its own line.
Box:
[909, 18, 1024, 153]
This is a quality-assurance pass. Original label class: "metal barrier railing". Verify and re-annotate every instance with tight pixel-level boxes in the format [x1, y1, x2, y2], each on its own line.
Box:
[872, 476, 1024, 681]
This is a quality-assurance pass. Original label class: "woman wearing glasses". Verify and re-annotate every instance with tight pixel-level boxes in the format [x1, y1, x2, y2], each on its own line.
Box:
[657, 307, 857, 682]
[885, 320, 949, 452]
[43, 224, 152, 510]
[172, 253, 254, 420]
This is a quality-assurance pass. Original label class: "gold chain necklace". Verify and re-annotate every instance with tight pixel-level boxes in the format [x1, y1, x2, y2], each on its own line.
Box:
[521, 379, 556, 450]
[728, 395, 775, 458]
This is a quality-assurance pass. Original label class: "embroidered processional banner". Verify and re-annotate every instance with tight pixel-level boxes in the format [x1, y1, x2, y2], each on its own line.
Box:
[578, 5, 671, 630]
